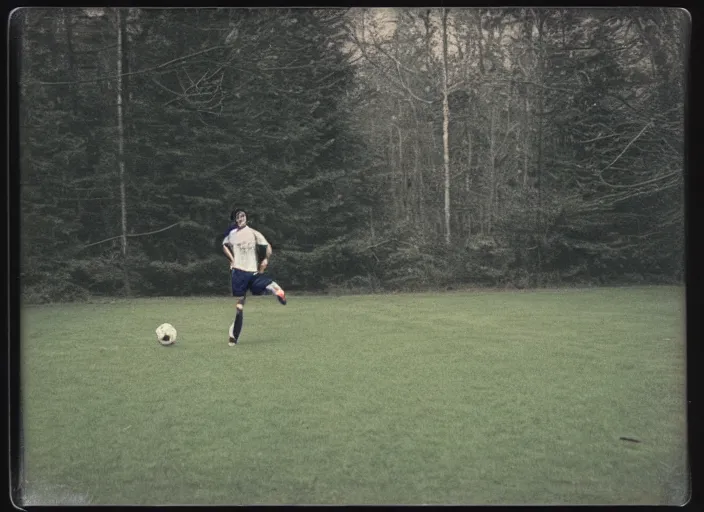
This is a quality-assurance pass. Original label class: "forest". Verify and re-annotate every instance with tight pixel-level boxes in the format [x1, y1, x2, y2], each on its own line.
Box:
[14, 7, 687, 302]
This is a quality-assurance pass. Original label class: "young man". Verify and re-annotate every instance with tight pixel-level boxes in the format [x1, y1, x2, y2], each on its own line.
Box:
[222, 208, 287, 346]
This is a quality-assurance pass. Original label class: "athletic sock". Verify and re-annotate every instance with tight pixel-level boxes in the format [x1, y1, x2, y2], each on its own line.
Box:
[233, 310, 244, 341]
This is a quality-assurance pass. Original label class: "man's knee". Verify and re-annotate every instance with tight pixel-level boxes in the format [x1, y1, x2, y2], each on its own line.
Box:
[236, 299, 244, 312]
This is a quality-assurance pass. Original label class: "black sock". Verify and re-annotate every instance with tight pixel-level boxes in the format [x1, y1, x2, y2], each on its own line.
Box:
[233, 310, 244, 341]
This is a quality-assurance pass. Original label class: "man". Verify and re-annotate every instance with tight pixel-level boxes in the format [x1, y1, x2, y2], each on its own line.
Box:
[222, 208, 287, 346]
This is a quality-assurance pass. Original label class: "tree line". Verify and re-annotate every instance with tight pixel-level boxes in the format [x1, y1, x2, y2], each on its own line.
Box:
[16, 7, 686, 303]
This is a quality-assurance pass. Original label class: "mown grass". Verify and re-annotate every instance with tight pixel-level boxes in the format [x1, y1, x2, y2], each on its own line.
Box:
[20, 286, 688, 505]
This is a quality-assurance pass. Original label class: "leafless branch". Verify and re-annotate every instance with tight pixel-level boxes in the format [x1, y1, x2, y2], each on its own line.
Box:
[394, 59, 435, 104]
[77, 222, 183, 251]
[597, 122, 653, 186]
[364, 239, 394, 251]
[151, 76, 182, 97]
[35, 45, 230, 86]
[575, 133, 619, 143]
[347, 25, 435, 105]
[368, 39, 423, 77]
[600, 170, 680, 190]
[580, 177, 680, 211]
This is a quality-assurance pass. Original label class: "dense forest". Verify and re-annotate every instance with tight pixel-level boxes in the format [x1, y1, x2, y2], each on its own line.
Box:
[14, 7, 687, 303]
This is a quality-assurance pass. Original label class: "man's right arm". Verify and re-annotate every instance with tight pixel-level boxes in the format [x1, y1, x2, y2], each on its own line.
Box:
[222, 242, 236, 268]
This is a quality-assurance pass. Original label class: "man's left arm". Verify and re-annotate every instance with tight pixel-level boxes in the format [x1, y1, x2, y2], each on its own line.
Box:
[254, 230, 272, 273]
[258, 244, 272, 273]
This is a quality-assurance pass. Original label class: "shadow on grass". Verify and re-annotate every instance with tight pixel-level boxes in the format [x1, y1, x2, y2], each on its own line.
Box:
[232, 337, 282, 346]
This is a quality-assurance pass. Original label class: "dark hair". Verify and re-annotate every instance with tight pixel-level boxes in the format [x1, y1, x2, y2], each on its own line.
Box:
[230, 209, 248, 222]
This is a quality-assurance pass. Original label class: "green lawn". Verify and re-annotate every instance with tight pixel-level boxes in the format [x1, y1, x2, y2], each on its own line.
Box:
[19, 286, 688, 505]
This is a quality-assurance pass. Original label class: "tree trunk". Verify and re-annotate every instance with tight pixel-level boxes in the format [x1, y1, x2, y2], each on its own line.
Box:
[523, 94, 530, 189]
[535, 10, 545, 283]
[369, 206, 375, 241]
[389, 124, 397, 220]
[429, 119, 439, 231]
[394, 123, 404, 220]
[441, 7, 451, 245]
[396, 103, 406, 222]
[64, 9, 81, 113]
[466, 120, 473, 237]
[414, 127, 423, 226]
[408, 98, 423, 226]
[475, 12, 486, 75]
[116, 8, 130, 296]
[487, 106, 496, 235]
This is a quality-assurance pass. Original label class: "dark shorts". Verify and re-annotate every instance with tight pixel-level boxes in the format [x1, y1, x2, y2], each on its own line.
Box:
[230, 268, 273, 298]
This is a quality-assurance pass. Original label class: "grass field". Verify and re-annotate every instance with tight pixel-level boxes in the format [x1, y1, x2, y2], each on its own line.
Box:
[19, 286, 688, 505]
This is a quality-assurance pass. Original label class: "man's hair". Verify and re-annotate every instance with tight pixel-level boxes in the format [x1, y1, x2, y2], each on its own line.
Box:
[230, 208, 248, 222]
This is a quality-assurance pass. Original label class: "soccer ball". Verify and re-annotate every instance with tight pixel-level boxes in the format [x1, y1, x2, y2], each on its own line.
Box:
[155, 323, 177, 346]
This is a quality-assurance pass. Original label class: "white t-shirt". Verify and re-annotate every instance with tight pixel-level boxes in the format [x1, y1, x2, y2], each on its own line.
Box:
[222, 225, 269, 272]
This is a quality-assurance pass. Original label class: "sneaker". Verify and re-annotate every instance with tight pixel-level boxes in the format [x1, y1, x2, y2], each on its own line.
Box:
[275, 288, 287, 305]
[228, 336, 237, 346]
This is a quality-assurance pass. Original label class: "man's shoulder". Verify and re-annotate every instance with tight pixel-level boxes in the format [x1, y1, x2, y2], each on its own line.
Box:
[250, 227, 268, 242]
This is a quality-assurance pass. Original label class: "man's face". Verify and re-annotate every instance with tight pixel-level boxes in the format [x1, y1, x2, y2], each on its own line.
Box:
[235, 211, 247, 228]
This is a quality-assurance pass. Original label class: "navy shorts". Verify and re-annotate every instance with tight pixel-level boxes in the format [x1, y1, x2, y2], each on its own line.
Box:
[230, 268, 273, 298]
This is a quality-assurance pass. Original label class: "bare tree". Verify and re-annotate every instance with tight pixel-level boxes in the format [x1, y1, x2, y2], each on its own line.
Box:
[441, 7, 451, 244]
[116, 8, 130, 295]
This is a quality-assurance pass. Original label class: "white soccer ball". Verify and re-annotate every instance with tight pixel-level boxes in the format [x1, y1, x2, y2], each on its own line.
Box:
[155, 323, 177, 346]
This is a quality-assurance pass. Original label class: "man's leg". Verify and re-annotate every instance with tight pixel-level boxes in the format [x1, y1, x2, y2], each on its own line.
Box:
[266, 282, 287, 305]
[229, 297, 245, 346]
[229, 268, 249, 346]
[251, 274, 286, 305]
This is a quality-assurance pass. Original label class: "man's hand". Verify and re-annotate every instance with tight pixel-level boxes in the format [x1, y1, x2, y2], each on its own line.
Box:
[229, 260, 237, 270]
[258, 258, 268, 273]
